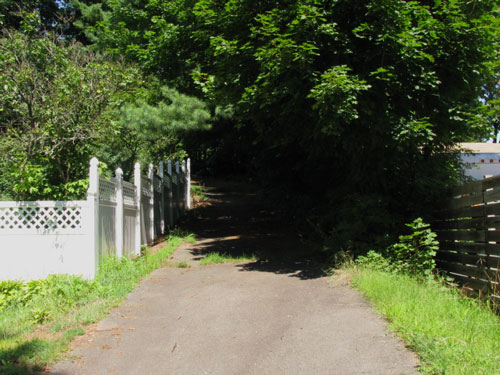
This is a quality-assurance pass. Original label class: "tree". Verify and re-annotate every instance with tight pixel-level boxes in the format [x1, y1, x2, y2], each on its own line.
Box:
[79, 0, 203, 91]
[116, 85, 211, 167]
[482, 80, 500, 142]
[0, 10, 213, 199]
[23, 1, 500, 251]
[0, 11, 145, 199]
[0, 0, 59, 30]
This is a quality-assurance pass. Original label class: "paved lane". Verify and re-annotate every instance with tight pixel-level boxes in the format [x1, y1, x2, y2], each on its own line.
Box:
[47, 179, 419, 375]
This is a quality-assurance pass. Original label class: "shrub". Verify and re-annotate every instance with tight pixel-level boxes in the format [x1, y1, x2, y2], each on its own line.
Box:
[385, 218, 438, 277]
[355, 250, 392, 272]
[354, 218, 438, 278]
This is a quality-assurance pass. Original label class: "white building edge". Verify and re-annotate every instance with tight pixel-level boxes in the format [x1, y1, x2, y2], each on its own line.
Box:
[459, 142, 500, 180]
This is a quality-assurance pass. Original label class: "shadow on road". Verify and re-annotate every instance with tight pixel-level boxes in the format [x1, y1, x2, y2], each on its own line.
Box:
[180, 178, 329, 280]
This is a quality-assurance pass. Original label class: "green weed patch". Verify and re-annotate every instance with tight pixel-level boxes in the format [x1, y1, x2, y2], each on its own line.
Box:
[190, 184, 208, 202]
[199, 252, 256, 265]
[345, 268, 500, 375]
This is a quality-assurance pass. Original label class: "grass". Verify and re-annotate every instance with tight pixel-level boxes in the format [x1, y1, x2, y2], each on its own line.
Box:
[190, 184, 209, 202]
[173, 261, 190, 268]
[199, 252, 257, 266]
[342, 266, 500, 375]
[0, 230, 195, 375]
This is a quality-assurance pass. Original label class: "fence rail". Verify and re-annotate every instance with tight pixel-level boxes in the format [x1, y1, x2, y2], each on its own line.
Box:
[433, 175, 500, 300]
[0, 157, 191, 281]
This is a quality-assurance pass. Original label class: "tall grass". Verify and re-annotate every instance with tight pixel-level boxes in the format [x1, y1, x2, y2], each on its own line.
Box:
[346, 267, 500, 375]
[0, 231, 194, 375]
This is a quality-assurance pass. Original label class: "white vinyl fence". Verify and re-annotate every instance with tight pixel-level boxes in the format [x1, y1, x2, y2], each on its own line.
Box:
[0, 157, 191, 281]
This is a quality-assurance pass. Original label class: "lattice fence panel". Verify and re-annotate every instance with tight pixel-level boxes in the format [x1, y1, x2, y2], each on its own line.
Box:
[142, 177, 153, 198]
[99, 177, 117, 202]
[153, 175, 162, 193]
[123, 181, 137, 207]
[164, 175, 171, 189]
[0, 205, 83, 232]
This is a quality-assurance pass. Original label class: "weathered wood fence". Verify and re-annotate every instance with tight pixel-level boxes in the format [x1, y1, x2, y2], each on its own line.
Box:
[433, 175, 500, 300]
[0, 157, 191, 281]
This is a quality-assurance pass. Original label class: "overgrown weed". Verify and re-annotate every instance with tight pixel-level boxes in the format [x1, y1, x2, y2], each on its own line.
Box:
[336, 218, 500, 375]
[346, 268, 500, 375]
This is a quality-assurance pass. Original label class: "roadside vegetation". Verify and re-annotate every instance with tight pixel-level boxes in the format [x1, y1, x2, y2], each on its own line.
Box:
[338, 219, 500, 375]
[199, 252, 257, 266]
[1, 3, 500, 372]
[0, 231, 195, 375]
[2, 1, 499, 255]
[172, 261, 190, 268]
[190, 184, 209, 203]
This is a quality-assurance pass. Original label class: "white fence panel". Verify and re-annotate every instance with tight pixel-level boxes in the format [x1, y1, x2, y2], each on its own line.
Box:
[123, 207, 136, 256]
[99, 177, 117, 257]
[141, 174, 154, 245]
[0, 157, 191, 281]
[99, 202, 116, 257]
[163, 175, 172, 228]
[123, 180, 137, 257]
[171, 170, 179, 223]
[153, 174, 163, 237]
[0, 201, 95, 281]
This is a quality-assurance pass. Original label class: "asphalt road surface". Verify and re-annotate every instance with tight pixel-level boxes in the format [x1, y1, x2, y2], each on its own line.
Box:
[47, 179, 419, 375]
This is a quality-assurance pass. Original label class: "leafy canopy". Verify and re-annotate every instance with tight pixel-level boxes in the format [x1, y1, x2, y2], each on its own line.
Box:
[0, 10, 210, 199]
[2, 1, 499, 251]
[77, 0, 500, 251]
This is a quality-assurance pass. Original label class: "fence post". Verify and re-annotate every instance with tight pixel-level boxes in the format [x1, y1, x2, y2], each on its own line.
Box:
[175, 161, 180, 220]
[148, 163, 155, 242]
[186, 158, 191, 210]
[87, 157, 100, 279]
[115, 168, 124, 258]
[167, 160, 173, 227]
[182, 160, 186, 213]
[159, 161, 165, 235]
[134, 162, 142, 256]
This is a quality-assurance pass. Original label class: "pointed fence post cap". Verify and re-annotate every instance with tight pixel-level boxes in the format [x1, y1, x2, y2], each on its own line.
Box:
[88, 157, 99, 196]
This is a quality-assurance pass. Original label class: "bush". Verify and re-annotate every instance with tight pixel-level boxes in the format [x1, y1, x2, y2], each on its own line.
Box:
[355, 218, 438, 278]
[355, 250, 392, 272]
[386, 218, 438, 277]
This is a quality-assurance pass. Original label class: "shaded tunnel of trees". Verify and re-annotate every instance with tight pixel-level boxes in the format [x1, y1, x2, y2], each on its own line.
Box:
[1, 0, 499, 254]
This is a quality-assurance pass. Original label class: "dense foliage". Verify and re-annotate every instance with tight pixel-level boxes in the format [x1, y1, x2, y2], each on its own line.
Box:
[1, 1, 499, 252]
[0, 10, 210, 199]
[0, 13, 135, 199]
[357, 218, 438, 277]
[84, 0, 499, 251]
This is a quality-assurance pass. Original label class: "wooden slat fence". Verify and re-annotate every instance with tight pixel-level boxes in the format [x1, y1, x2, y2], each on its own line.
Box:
[433, 175, 500, 301]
